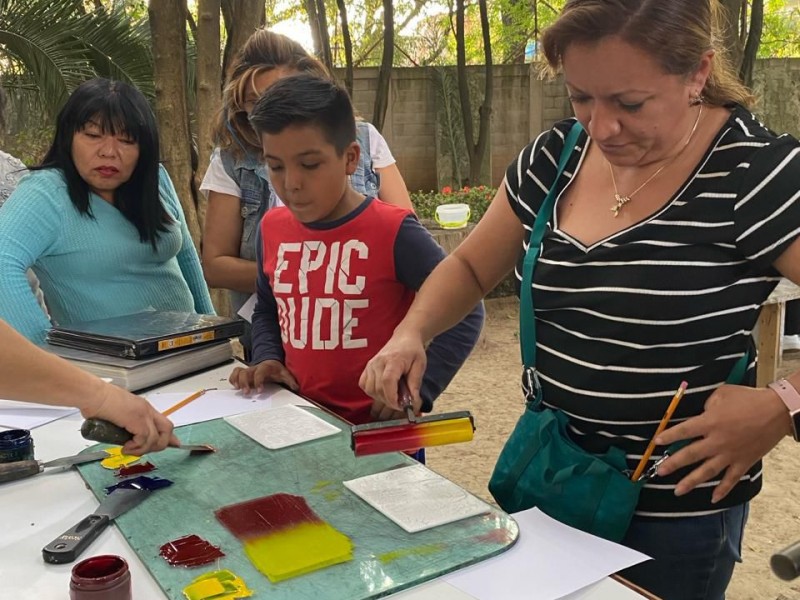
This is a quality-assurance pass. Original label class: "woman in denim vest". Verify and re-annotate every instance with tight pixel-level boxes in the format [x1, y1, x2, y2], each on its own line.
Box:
[200, 29, 412, 359]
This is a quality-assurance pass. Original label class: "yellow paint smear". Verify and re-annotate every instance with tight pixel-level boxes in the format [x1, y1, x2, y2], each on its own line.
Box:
[243, 521, 353, 582]
[311, 480, 342, 501]
[100, 447, 140, 470]
[377, 543, 446, 564]
[182, 569, 252, 600]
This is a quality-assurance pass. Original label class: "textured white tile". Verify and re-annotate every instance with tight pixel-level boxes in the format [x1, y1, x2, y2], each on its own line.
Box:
[225, 404, 341, 449]
[344, 464, 491, 533]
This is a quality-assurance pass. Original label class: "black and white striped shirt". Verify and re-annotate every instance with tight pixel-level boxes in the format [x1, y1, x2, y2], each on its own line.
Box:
[506, 106, 800, 516]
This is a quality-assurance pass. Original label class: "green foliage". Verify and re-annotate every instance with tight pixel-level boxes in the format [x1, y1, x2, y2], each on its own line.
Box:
[759, 0, 800, 58]
[1, 122, 51, 165]
[411, 184, 496, 222]
[432, 67, 468, 187]
[0, 0, 154, 124]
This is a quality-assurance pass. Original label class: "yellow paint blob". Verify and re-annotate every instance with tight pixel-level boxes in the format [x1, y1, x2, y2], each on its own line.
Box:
[243, 521, 353, 582]
[100, 447, 141, 470]
[182, 569, 252, 600]
[377, 543, 446, 564]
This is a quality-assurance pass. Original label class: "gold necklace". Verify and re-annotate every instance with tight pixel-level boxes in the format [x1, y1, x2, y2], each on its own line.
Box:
[608, 104, 703, 217]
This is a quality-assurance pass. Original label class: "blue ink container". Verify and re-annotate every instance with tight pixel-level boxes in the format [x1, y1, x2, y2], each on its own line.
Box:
[0, 429, 34, 463]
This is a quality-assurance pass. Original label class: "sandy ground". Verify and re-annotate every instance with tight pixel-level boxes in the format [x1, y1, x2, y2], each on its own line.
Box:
[426, 297, 800, 600]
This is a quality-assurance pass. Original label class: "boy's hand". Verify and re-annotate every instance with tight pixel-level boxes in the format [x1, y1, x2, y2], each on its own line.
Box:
[229, 360, 299, 395]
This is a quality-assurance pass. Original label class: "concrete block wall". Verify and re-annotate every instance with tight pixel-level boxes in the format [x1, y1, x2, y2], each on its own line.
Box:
[337, 59, 797, 192]
[752, 59, 800, 138]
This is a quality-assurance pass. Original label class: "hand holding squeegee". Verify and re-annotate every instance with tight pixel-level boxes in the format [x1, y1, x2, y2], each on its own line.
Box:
[351, 376, 476, 456]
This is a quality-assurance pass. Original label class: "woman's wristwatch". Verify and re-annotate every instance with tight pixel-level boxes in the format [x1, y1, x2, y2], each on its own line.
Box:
[768, 378, 800, 441]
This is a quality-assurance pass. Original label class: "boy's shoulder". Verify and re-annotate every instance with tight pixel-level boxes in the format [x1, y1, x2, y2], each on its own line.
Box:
[263, 197, 412, 231]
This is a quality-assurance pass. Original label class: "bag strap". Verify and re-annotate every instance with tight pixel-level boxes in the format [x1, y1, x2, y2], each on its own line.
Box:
[520, 123, 583, 400]
[726, 351, 749, 384]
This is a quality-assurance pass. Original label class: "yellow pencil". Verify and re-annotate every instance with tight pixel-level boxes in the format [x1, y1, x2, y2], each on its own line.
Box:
[631, 381, 688, 482]
[162, 389, 210, 418]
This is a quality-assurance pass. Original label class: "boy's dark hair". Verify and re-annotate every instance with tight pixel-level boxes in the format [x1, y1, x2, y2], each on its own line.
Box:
[248, 74, 356, 154]
[33, 78, 170, 249]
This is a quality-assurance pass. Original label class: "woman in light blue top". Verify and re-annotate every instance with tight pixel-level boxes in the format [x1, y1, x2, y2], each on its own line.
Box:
[0, 78, 214, 343]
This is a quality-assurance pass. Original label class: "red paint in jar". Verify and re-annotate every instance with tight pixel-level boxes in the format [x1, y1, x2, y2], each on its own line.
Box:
[69, 555, 131, 600]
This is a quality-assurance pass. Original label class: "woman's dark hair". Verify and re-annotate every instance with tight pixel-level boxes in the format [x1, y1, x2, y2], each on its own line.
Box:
[33, 78, 170, 248]
[540, 0, 754, 108]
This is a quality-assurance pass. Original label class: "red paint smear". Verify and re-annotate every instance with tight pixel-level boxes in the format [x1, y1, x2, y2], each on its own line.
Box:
[116, 462, 156, 477]
[159, 534, 224, 567]
[215, 493, 322, 540]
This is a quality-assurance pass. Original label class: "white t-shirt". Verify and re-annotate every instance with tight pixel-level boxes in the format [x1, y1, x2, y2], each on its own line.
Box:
[200, 122, 396, 197]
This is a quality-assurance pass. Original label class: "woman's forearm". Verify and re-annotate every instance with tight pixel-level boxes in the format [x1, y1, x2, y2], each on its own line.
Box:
[397, 253, 489, 344]
[203, 256, 259, 293]
[0, 320, 106, 414]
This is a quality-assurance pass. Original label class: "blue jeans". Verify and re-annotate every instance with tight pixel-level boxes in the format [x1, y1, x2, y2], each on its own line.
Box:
[619, 504, 748, 600]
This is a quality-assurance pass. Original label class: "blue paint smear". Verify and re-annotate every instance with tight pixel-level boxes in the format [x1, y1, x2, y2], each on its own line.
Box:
[105, 475, 174, 494]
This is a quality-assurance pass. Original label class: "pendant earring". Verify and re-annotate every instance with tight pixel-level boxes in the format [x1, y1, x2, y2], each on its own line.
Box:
[689, 93, 705, 106]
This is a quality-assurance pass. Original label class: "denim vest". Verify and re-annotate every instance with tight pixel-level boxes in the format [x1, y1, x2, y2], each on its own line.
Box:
[219, 120, 380, 313]
[220, 149, 274, 313]
[352, 121, 380, 196]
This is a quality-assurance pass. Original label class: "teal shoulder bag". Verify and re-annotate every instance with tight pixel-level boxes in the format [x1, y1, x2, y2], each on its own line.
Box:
[488, 123, 748, 542]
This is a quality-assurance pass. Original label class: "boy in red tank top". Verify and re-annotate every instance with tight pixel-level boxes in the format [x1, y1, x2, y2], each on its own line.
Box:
[228, 74, 483, 429]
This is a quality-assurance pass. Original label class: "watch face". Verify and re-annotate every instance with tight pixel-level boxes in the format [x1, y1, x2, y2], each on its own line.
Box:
[792, 412, 800, 442]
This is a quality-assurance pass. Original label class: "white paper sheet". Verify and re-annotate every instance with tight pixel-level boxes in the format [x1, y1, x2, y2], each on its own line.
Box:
[445, 507, 651, 600]
[237, 293, 257, 323]
[144, 388, 291, 427]
[225, 404, 341, 449]
[344, 464, 491, 533]
[0, 400, 79, 430]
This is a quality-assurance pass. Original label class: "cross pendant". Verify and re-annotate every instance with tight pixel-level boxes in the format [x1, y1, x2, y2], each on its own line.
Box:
[611, 194, 630, 218]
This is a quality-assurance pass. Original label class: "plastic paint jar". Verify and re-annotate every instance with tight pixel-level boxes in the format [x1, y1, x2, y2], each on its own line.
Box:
[70, 555, 132, 600]
[0, 429, 34, 463]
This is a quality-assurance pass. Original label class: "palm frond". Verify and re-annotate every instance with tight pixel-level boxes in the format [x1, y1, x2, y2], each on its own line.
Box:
[72, 6, 154, 97]
[0, 0, 94, 113]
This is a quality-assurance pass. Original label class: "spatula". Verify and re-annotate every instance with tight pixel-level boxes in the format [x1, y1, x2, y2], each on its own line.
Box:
[0, 450, 108, 484]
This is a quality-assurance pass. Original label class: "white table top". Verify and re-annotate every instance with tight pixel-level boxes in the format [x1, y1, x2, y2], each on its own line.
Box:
[0, 363, 646, 599]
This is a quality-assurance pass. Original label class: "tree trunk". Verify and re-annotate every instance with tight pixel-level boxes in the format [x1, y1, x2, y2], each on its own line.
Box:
[195, 0, 222, 229]
[303, 0, 333, 71]
[455, 0, 493, 185]
[738, 0, 763, 88]
[149, 0, 201, 249]
[372, 0, 394, 130]
[335, 0, 354, 96]
[473, 0, 493, 185]
[717, 0, 745, 70]
[221, 0, 265, 77]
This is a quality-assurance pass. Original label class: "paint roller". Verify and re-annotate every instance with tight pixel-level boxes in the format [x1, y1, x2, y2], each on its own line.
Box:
[350, 378, 475, 456]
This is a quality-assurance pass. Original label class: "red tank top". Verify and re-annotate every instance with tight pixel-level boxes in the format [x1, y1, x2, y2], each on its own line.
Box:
[260, 200, 414, 424]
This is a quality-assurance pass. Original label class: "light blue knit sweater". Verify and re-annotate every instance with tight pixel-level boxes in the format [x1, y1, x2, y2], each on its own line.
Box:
[0, 166, 215, 343]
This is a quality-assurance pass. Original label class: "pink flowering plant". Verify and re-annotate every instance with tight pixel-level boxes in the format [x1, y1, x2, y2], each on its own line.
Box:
[411, 185, 496, 224]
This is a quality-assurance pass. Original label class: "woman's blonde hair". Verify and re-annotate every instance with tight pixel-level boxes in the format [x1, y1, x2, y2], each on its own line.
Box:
[214, 28, 330, 157]
[540, 0, 754, 108]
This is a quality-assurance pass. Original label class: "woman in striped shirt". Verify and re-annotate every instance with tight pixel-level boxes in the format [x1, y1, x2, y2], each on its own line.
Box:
[360, 1, 800, 598]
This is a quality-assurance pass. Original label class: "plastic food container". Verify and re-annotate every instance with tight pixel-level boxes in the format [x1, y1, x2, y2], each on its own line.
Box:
[434, 203, 471, 229]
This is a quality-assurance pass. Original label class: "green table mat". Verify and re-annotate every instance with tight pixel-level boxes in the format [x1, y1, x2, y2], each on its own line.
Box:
[77, 408, 518, 599]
